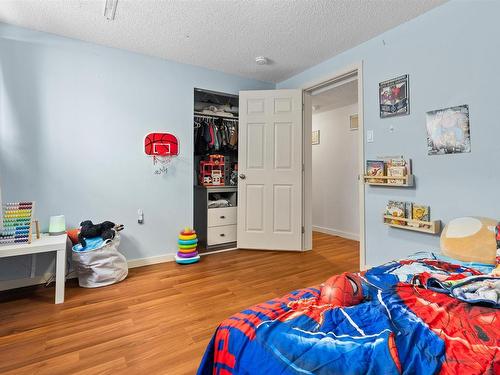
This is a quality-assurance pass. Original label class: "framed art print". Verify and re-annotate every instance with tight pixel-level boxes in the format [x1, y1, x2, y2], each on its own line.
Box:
[350, 114, 359, 130]
[312, 130, 320, 145]
[426, 104, 471, 155]
[379, 74, 409, 118]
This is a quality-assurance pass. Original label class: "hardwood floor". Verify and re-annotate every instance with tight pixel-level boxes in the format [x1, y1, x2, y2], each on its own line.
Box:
[0, 232, 359, 375]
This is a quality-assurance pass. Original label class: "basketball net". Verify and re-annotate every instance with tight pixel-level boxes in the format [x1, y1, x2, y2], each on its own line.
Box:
[152, 155, 175, 175]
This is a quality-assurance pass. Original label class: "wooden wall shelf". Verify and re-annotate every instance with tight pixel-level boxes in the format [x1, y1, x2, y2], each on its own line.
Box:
[364, 175, 414, 187]
[383, 215, 441, 234]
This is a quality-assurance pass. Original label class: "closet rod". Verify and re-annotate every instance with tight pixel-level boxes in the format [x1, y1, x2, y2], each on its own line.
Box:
[194, 112, 239, 120]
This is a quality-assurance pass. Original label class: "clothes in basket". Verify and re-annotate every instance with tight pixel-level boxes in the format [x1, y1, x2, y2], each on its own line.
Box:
[72, 233, 128, 288]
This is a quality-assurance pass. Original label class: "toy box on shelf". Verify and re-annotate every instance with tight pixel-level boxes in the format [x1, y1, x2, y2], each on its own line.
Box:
[199, 155, 225, 186]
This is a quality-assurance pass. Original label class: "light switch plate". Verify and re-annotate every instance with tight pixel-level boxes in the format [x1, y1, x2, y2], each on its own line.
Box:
[367, 130, 374, 143]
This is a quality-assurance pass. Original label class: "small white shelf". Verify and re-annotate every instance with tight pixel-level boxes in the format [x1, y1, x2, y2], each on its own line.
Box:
[364, 175, 414, 187]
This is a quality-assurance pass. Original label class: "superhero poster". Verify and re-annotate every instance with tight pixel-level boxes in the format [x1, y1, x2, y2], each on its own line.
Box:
[379, 74, 409, 118]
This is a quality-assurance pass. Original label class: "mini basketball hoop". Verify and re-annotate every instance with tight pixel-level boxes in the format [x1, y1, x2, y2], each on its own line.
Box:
[144, 132, 179, 175]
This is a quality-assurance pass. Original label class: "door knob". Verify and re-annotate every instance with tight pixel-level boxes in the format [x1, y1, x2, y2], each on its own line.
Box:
[239, 174, 246, 179]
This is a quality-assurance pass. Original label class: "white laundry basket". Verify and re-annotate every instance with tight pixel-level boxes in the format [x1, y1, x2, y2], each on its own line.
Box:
[72, 233, 128, 288]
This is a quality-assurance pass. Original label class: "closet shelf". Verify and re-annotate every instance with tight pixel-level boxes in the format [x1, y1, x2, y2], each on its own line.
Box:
[194, 186, 237, 194]
[194, 112, 239, 120]
[364, 175, 414, 187]
[383, 215, 441, 234]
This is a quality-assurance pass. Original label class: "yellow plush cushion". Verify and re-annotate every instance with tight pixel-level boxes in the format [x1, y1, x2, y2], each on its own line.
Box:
[440, 217, 497, 265]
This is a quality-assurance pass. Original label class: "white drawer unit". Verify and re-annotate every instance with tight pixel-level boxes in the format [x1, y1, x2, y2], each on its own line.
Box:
[208, 224, 237, 246]
[208, 207, 237, 227]
[194, 186, 238, 252]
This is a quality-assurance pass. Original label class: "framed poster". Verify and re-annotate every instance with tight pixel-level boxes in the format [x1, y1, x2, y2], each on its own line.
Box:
[350, 114, 359, 130]
[426, 104, 471, 155]
[312, 130, 320, 145]
[379, 74, 409, 118]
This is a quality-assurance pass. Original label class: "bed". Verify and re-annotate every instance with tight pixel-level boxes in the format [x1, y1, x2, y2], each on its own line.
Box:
[197, 252, 499, 374]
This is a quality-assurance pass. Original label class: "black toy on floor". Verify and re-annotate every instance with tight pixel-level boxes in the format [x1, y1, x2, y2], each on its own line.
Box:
[78, 220, 124, 247]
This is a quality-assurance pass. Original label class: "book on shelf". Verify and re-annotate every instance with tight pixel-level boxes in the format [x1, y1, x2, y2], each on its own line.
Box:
[385, 201, 406, 225]
[386, 158, 410, 184]
[412, 204, 431, 229]
[405, 202, 413, 221]
[366, 160, 385, 183]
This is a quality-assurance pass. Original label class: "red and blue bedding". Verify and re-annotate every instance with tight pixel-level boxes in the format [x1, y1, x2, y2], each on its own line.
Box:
[197, 253, 499, 374]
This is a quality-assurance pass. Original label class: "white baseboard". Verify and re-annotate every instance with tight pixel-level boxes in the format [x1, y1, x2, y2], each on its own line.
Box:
[200, 247, 237, 256]
[0, 254, 176, 292]
[312, 225, 360, 241]
[0, 273, 54, 292]
[127, 254, 175, 268]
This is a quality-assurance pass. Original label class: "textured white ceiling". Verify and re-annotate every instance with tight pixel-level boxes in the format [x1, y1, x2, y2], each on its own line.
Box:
[312, 80, 358, 114]
[0, 0, 446, 83]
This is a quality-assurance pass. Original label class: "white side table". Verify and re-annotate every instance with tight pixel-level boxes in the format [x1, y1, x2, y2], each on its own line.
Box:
[0, 234, 68, 304]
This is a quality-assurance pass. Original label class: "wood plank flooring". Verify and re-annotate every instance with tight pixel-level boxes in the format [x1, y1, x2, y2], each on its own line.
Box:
[0, 232, 359, 375]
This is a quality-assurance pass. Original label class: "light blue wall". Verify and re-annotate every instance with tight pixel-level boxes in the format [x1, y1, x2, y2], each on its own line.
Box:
[279, 0, 500, 266]
[0, 23, 273, 281]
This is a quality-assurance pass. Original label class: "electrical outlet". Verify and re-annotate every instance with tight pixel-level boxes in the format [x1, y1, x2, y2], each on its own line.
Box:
[367, 130, 374, 143]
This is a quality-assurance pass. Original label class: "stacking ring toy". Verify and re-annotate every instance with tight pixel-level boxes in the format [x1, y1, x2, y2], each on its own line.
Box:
[178, 247, 197, 254]
[175, 227, 200, 264]
[178, 243, 198, 249]
[179, 234, 197, 241]
[174, 255, 200, 264]
[177, 239, 198, 246]
[177, 251, 198, 258]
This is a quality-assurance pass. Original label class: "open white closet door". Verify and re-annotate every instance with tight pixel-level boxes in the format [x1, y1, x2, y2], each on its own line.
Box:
[237, 89, 303, 251]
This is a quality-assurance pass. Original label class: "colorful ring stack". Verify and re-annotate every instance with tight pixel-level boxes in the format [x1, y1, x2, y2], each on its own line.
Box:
[175, 227, 200, 264]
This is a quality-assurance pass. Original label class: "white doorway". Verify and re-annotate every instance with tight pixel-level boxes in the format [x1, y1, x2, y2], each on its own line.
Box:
[311, 80, 359, 240]
[302, 64, 365, 269]
[233, 64, 365, 269]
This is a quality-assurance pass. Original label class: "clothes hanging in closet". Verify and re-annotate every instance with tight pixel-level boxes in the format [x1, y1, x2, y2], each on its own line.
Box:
[229, 125, 238, 148]
[194, 116, 238, 154]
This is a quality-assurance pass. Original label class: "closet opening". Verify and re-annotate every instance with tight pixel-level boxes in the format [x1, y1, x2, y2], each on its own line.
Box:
[193, 88, 239, 254]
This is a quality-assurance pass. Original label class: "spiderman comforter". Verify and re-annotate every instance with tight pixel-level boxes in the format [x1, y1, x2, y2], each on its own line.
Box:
[197, 252, 499, 374]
